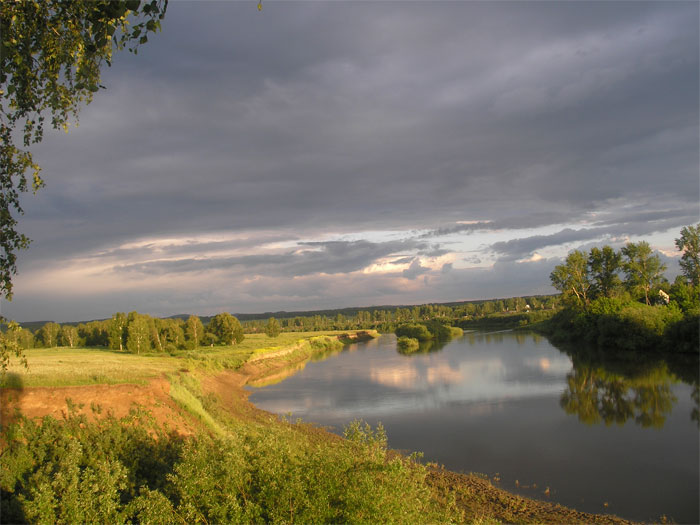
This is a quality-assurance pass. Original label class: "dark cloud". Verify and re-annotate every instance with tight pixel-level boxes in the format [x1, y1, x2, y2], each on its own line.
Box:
[113, 239, 424, 277]
[3, 1, 697, 321]
[490, 210, 699, 261]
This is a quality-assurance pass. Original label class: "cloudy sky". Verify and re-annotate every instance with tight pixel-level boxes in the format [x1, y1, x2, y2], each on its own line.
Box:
[2, 1, 698, 322]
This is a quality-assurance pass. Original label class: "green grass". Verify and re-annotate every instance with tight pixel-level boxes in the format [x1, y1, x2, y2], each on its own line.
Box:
[2, 331, 366, 388]
[3, 347, 180, 387]
[167, 372, 227, 437]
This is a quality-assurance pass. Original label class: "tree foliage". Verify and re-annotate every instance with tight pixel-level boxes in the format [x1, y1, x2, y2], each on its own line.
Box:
[126, 312, 149, 354]
[621, 241, 667, 306]
[264, 317, 280, 338]
[208, 313, 245, 346]
[1, 0, 167, 300]
[588, 246, 622, 299]
[549, 250, 592, 310]
[36, 321, 60, 348]
[675, 223, 700, 287]
[185, 314, 205, 348]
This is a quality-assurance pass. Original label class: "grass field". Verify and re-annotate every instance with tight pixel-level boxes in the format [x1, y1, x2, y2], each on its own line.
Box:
[3, 331, 360, 388]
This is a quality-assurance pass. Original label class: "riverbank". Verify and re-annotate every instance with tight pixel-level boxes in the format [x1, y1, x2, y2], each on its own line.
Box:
[1, 331, 636, 524]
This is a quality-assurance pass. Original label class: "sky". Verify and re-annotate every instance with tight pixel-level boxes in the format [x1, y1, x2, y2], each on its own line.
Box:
[2, 1, 698, 323]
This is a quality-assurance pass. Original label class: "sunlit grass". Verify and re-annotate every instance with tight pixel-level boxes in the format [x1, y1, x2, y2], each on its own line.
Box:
[4, 347, 180, 387]
[167, 372, 227, 436]
[3, 331, 361, 388]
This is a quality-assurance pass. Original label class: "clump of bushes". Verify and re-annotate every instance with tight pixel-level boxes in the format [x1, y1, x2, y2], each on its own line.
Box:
[544, 299, 697, 354]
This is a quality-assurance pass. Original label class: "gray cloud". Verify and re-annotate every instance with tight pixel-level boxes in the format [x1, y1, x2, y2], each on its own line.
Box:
[113, 239, 425, 277]
[490, 211, 698, 261]
[3, 1, 697, 321]
[402, 259, 430, 280]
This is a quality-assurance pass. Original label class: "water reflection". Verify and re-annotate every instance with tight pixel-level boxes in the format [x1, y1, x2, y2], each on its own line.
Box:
[250, 333, 573, 419]
[396, 339, 450, 355]
[560, 362, 677, 428]
[555, 344, 699, 428]
[248, 361, 308, 388]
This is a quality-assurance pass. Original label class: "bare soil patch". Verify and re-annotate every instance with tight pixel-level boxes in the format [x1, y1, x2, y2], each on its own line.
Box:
[1, 377, 198, 435]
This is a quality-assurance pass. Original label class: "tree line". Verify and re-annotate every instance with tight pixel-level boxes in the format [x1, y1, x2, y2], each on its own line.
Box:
[5, 312, 244, 354]
[242, 295, 559, 334]
[4, 295, 561, 352]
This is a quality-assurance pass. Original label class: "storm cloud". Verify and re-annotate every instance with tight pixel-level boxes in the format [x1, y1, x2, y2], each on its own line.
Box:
[2, 1, 697, 322]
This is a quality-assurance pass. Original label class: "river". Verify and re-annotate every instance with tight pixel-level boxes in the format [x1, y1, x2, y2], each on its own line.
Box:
[247, 331, 699, 523]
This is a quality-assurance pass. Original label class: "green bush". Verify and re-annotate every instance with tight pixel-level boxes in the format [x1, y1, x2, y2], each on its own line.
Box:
[543, 299, 697, 355]
[397, 337, 420, 353]
[426, 320, 451, 340]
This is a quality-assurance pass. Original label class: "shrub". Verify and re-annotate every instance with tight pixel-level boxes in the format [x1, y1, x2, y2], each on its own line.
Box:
[397, 337, 420, 353]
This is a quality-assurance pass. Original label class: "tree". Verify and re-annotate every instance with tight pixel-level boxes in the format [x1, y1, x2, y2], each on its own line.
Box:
[36, 322, 60, 348]
[80, 320, 108, 347]
[208, 313, 244, 346]
[59, 325, 78, 348]
[158, 318, 184, 350]
[108, 312, 127, 351]
[675, 224, 700, 287]
[126, 313, 150, 354]
[588, 246, 622, 299]
[184, 315, 204, 349]
[265, 317, 281, 338]
[621, 242, 667, 305]
[550, 250, 592, 310]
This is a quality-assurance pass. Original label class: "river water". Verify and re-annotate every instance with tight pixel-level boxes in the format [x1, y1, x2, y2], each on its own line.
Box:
[247, 332, 699, 522]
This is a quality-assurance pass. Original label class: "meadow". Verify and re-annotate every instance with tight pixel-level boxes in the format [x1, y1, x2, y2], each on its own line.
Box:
[3, 331, 354, 388]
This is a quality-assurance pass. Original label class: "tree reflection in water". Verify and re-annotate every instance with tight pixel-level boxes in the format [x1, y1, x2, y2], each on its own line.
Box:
[560, 356, 698, 428]
[396, 339, 450, 356]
